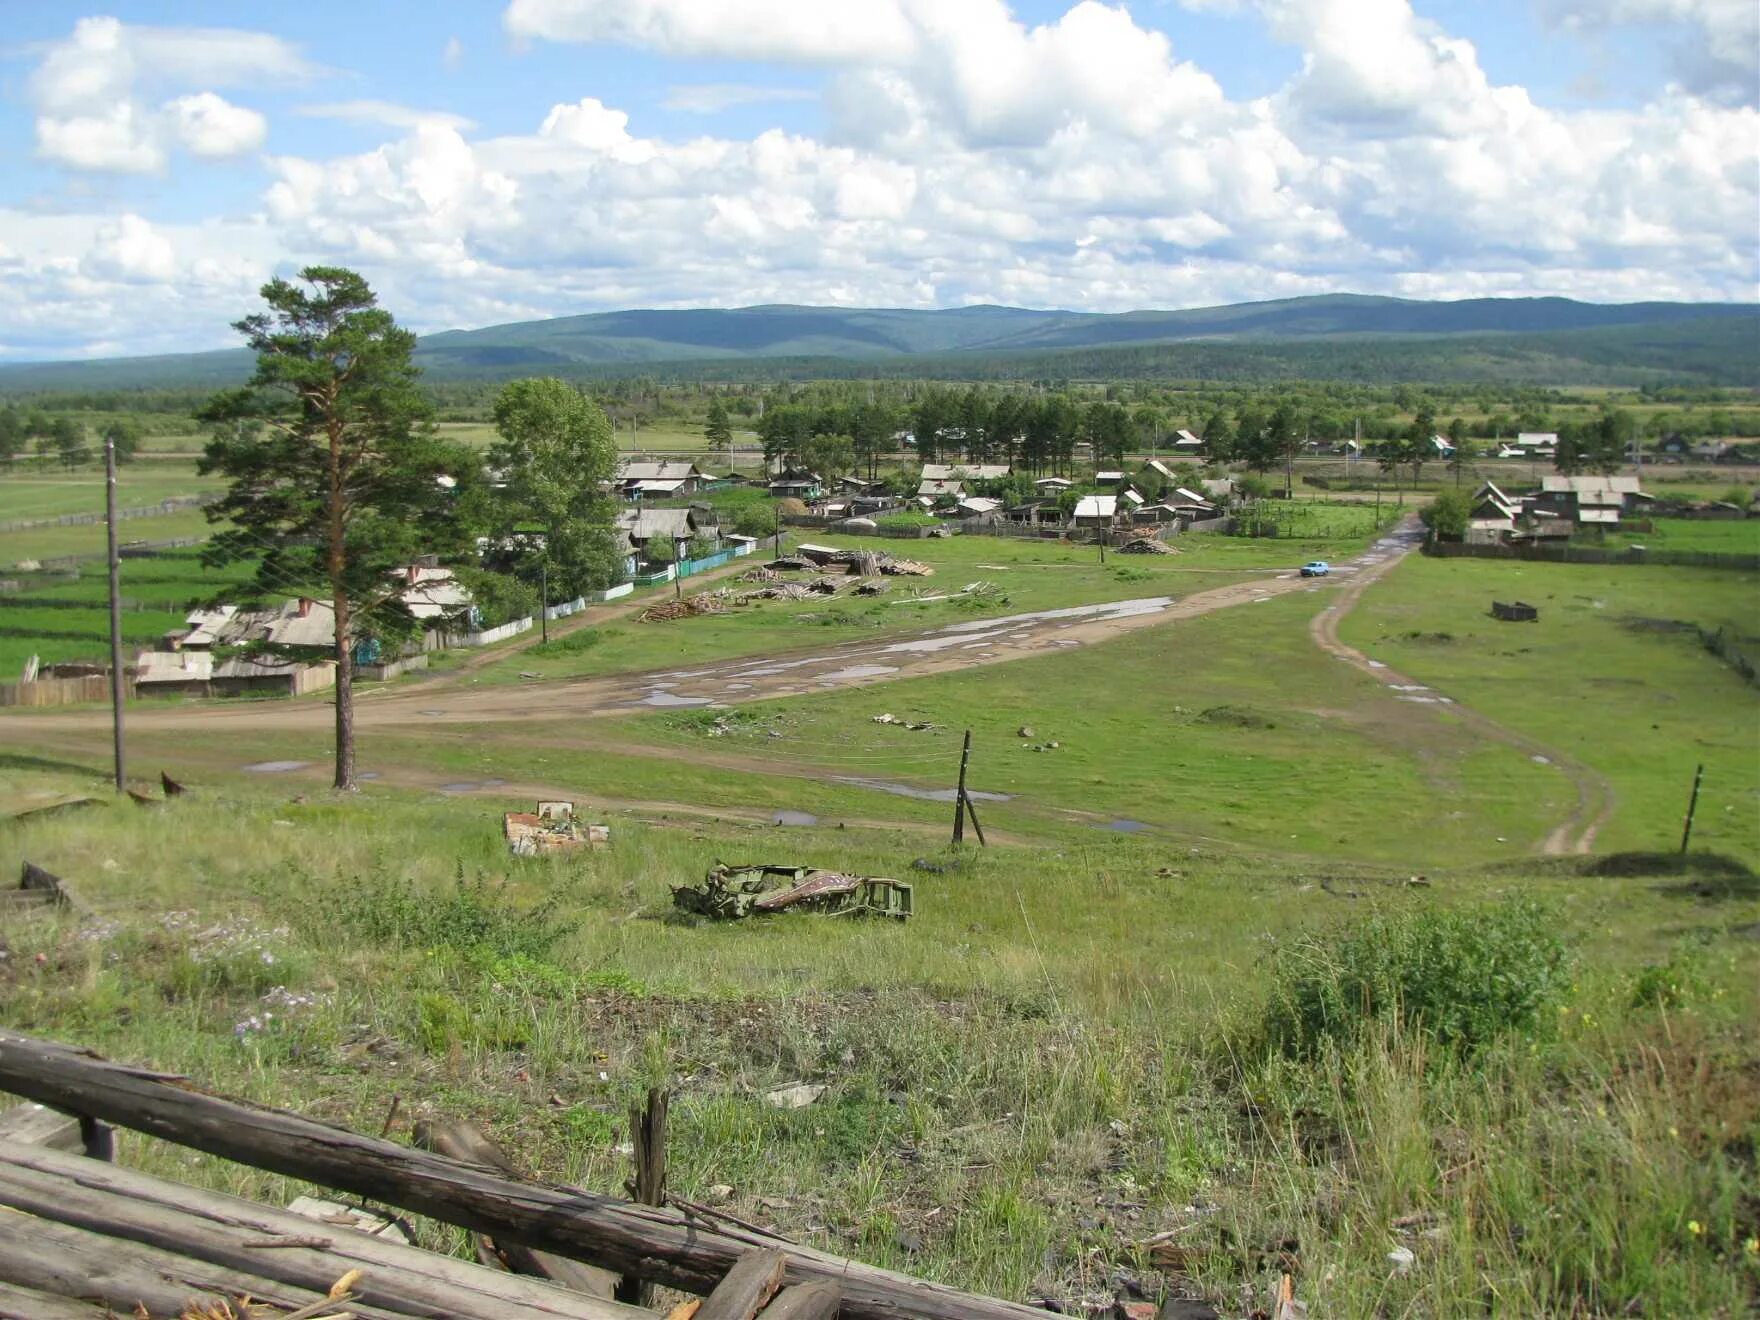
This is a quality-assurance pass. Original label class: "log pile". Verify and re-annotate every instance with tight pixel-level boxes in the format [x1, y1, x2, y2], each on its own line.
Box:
[0, 1030, 1051, 1320]
[638, 592, 731, 624]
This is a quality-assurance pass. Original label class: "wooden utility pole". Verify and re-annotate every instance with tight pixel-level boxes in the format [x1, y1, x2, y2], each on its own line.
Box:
[952, 729, 972, 844]
[1679, 763, 1704, 854]
[103, 431, 126, 794]
[539, 563, 549, 645]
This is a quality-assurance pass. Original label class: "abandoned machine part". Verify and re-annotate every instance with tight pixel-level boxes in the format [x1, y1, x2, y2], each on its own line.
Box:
[503, 801, 610, 855]
[672, 863, 914, 921]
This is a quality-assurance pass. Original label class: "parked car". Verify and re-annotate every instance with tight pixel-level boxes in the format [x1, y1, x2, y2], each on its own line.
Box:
[1300, 560, 1330, 577]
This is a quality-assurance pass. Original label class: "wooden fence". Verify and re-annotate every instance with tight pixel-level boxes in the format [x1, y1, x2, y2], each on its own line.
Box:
[1424, 541, 1760, 570]
[0, 675, 120, 708]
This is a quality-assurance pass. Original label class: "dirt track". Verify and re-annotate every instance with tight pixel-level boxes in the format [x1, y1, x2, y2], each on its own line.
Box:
[1306, 519, 1614, 854]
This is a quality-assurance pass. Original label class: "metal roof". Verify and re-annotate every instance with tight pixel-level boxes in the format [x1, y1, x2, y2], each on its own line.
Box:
[1073, 494, 1117, 519]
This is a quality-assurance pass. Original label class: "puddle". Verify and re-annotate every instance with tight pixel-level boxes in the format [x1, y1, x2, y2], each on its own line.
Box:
[1398, 695, 1441, 704]
[440, 778, 507, 792]
[882, 630, 1003, 654]
[1366, 661, 1387, 669]
[640, 691, 712, 706]
[419, 709, 447, 716]
[733, 656, 835, 677]
[815, 664, 899, 683]
[1097, 818, 1153, 833]
[243, 760, 308, 773]
[724, 681, 753, 690]
[834, 776, 1013, 804]
[772, 810, 819, 826]
[357, 771, 381, 781]
[1389, 684, 1429, 692]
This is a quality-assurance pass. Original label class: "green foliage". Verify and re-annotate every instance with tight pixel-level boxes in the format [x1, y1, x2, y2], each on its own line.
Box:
[1421, 488, 1473, 540]
[528, 626, 611, 657]
[1629, 939, 1712, 1010]
[703, 398, 733, 453]
[451, 565, 537, 629]
[483, 377, 621, 597]
[311, 867, 576, 962]
[1262, 900, 1572, 1060]
[733, 502, 779, 538]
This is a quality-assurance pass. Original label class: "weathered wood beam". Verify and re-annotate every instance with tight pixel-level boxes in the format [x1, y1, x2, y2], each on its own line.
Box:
[0, 1101, 81, 1152]
[762, 1282, 843, 1320]
[698, 1250, 788, 1320]
[0, 1277, 118, 1320]
[0, 1209, 408, 1319]
[0, 1140, 635, 1320]
[0, 1030, 1046, 1320]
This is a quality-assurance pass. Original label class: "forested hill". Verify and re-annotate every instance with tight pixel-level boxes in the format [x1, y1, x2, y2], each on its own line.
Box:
[2, 295, 1755, 391]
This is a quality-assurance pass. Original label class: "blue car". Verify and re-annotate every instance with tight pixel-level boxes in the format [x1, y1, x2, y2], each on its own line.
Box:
[1301, 560, 1330, 577]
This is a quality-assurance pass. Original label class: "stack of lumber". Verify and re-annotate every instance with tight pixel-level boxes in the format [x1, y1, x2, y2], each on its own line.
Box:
[638, 593, 730, 623]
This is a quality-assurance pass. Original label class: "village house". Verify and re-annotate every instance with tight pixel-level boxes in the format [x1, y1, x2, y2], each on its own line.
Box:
[1033, 476, 1073, 493]
[1466, 480, 1520, 543]
[1005, 498, 1062, 525]
[1171, 429, 1205, 455]
[1071, 493, 1120, 527]
[1094, 470, 1127, 488]
[953, 495, 1004, 521]
[1530, 474, 1652, 527]
[616, 459, 706, 500]
[920, 462, 1011, 482]
[766, 468, 824, 501]
[917, 477, 967, 502]
[617, 504, 721, 567]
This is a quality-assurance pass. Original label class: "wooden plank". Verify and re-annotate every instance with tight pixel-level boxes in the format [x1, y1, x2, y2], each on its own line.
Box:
[0, 1210, 408, 1319]
[0, 1031, 1047, 1320]
[0, 1102, 80, 1152]
[763, 1282, 842, 1320]
[413, 1119, 619, 1300]
[618, 1087, 670, 1306]
[0, 1278, 115, 1320]
[698, 1251, 788, 1320]
[0, 1141, 640, 1320]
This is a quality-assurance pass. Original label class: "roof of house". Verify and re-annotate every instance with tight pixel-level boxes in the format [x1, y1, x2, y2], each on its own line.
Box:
[1173, 487, 1213, 507]
[135, 649, 213, 684]
[1033, 476, 1073, 487]
[1174, 430, 1203, 446]
[918, 478, 967, 496]
[398, 569, 473, 621]
[767, 474, 822, 488]
[618, 460, 703, 482]
[957, 496, 1003, 515]
[180, 605, 239, 648]
[1141, 460, 1177, 480]
[1096, 470, 1126, 483]
[256, 598, 337, 650]
[1120, 488, 1145, 507]
[1200, 478, 1234, 499]
[618, 507, 701, 542]
[1518, 432, 1559, 446]
[1073, 494, 1118, 519]
[921, 463, 1010, 480]
[213, 653, 319, 680]
[1540, 475, 1645, 496]
[630, 477, 689, 494]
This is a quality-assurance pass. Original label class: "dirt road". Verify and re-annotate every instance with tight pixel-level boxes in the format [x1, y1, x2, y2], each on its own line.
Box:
[1306, 519, 1614, 854]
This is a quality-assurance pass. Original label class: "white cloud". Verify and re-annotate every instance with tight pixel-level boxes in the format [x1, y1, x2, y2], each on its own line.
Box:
[300, 101, 476, 131]
[443, 35, 465, 70]
[165, 93, 267, 158]
[1539, 0, 1758, 103]
[83, 214, 178, 282]
[662, 84, 818, 114]
[27, 16, 309, 172]
[503, 0, 919, 62]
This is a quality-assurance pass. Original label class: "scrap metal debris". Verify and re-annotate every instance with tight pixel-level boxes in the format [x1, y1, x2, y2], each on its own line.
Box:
[672, 862, 914, 921]
[504, 801, 609, 855]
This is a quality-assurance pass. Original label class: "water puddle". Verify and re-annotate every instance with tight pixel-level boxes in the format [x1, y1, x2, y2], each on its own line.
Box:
[640, 691, 712, 707]
[1097, 818, 1153, 833]
[834, 776, 1013, 804]
[243, 760, 308, 773]
[772, 810, 819, 826]
[733, 656, 835, 677]
[815, 664, 899, 683]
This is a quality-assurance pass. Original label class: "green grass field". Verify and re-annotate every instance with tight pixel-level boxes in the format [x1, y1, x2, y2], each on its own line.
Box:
[1338, 557, 1759, 861]
[0, 507, 217, 570]
[1597, 517, 1760, 554]
[0, 463, 222, 522]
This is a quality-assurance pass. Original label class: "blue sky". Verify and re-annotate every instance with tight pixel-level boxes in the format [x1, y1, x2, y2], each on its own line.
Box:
[0, 0, 1754, 358]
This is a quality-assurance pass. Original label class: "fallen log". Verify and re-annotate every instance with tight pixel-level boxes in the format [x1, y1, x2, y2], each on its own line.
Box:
[0, 1140, 632, 1319]
[0, 1277, 112, 1320]
[698, 1250, 787, 1320]
[0, 1209, 405, 1319]
[0, 1031, 1047, 1320]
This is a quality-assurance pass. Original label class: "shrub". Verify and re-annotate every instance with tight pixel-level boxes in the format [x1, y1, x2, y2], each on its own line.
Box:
[734, 503, 778, 538]
[1262, 899, 1571, 1060]
[311, 866, 576, 962]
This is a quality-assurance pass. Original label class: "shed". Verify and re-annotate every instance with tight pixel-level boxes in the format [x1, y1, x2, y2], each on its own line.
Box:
[134, 649, 212, 698]
[1072, 494, 1119, 526]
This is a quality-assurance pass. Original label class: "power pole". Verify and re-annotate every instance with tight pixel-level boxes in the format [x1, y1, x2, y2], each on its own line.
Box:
[104, 431, 126, 794]
[539, 562, 548, 645]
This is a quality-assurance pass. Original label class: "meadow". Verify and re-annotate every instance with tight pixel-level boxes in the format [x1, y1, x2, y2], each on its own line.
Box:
[0, 464, 223, 522]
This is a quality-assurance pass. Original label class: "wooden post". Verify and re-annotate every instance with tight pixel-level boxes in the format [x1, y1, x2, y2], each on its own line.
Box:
[103, 430, 126, 794]
[961, 792, 988, 849]
[951, 730, 972, 845]
[617, 1088, 669, 1306]
[1679, 763, 1704, 854]
[540, 563, 549, 645]
[0, 1031, 1048, 1320]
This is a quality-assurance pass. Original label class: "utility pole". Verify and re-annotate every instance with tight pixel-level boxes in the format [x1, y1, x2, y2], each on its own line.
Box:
[539, 562, 548, 645]
[1679, 763, 1704, 854]
[104, 430, 126, 794]
[951, 729, 972, 845]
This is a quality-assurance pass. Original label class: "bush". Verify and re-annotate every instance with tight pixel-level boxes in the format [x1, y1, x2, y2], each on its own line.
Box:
[734, 503, 779, 538]
[310, 867, 576, 962]
[1262, 899, 1571, 1060]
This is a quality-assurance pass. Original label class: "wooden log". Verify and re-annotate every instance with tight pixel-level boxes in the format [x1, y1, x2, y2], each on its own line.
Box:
[0, 1141, 640, 1320]
[0, 1277, 118, 1320]
[0, 1101, 81, 1152]
[763, 1283, 842, 1320]
[0, 1209, 408, 1319]
[413, 1118, 618, 1300]
[0, 1030, 1046, 1320]
[698, 1250, 788, 1320]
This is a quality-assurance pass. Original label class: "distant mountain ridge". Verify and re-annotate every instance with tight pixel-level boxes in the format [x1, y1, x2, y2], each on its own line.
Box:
[1, 294, 1754, 390]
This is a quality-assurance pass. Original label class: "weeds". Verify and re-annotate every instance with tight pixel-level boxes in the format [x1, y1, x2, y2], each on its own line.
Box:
[310, 864, 576, 961]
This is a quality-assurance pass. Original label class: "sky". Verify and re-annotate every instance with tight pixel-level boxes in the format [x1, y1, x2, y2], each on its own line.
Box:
[0, 0, 1755, 361]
